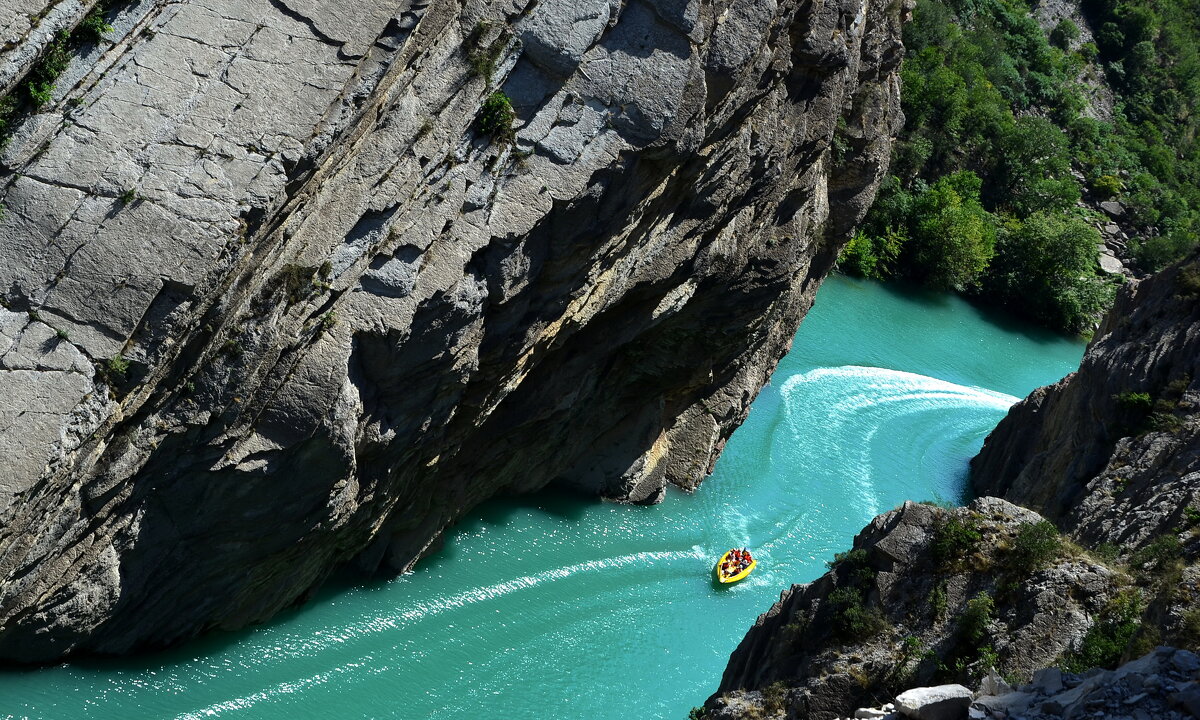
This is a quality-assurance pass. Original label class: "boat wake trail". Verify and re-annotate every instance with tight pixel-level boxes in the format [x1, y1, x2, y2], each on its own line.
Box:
[746, 366, 1017, 564]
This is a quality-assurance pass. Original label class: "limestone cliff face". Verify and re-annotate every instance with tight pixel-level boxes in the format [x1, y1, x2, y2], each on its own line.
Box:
[972, 254, 1200, 558]
[0, 0, 905, 660]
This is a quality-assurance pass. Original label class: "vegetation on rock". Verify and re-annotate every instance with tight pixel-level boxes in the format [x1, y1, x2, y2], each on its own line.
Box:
[842, 0, 1200, 333]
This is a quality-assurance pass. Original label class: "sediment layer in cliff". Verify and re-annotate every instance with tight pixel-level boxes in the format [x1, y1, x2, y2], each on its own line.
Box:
[0, 0, 905, 661]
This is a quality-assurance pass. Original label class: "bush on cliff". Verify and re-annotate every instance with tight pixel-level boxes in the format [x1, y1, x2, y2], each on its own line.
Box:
[1061, 590, 1143, 672]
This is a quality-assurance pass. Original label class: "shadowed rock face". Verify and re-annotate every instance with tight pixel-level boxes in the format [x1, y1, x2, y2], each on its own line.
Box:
[972, 254, 1200, 559]
[0, 0, 905, 661]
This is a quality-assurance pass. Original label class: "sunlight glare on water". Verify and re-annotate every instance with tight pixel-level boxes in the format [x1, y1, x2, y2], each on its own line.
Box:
[0, 276, 1085, 720]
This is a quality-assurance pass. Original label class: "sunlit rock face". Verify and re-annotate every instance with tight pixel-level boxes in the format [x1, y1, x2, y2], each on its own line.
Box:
[0, 0, 905, 661]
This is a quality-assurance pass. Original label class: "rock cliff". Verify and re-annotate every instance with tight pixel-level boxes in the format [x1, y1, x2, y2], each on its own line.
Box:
[972, 254, 1199, 560]
[704, 256, 1200, 719]
[0, 0, 906, 660]
[705, 499, 1128, 719]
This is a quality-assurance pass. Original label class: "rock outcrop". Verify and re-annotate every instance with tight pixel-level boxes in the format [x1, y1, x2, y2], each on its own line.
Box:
[705, 498, 1127, 719]
[972, 254, 1200, 560]
[705, 257, 1200, 720]
[0, 0, 906, 661]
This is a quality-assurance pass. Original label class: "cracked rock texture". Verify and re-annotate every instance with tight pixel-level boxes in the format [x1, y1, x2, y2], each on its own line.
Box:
[704, 499, 1125, 720]
[0, 0, 905, 661]
[972, 253, 1200, 561]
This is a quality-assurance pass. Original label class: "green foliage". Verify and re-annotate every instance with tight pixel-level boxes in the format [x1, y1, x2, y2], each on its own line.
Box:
[1178, 607, 1200, 652]
[79, 7, 114, 42]
[859, 0, 1200, 329]
[687, 707, 709, 720]
[1091, 174, 1123, 198]
[278, 264, 320, 304]
[959, 592, 995, 644]
[838, 228, 905, 279]
[105, 354, 129, 378]
[930, 581, 949, 620]
[1129, 534, 1182, 575]
[476, 91, 515, 144]
[119, 187, 138, 205]
[98, 354, 130, 388]
[1177, 264, 1200, 297]
[55, 328, 70, 341]
[911, 174, 996, 290]
[762, 681, 789, 715]
[828, 547, 876, 585]
[985, 212, 1116, 333]
[465, 21, 512, 83]
[1007, 520, 1062, 573]
[931, 514, 983, 571]
[1115, 391, 1153, 414]
[26, 30, 71, 109]
[1061, 590, 1143, 672]
[828, 587, 888, 641]
[1050, 18, 1080, 49]
[1093, 542, 1121, 562]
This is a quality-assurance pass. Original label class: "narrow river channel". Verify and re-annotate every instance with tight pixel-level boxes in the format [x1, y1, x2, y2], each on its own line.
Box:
[0, 276, 1086, 719]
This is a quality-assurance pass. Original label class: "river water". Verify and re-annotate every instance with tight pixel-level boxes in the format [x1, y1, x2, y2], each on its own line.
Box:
[0, 276, 1084, 719]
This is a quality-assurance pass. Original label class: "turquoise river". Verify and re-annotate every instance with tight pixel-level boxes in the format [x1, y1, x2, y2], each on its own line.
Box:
[1, 276, 1086, 719]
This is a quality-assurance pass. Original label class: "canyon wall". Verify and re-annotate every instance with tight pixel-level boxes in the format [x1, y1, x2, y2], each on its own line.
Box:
[705, 257, 1200, 719]
[0, 0, 906, 660]
[972, 254, 1199, 559]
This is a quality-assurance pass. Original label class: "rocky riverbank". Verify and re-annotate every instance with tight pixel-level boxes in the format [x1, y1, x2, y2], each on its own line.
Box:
[703, 255, 1200, 719]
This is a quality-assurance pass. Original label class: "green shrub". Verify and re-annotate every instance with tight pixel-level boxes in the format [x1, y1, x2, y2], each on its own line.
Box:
[1114, 391, 1152, 415]
[762, 681, 789, 715]
[687, 707, 708, 720]
[1148, 411, 1183, 433]
[278, 264, 319, 303]
[1007, 521, 1061, 573]
[829, 587, 888, 641]
[1178, 607, 1200, 652]
[827, 547, 875, 585]
[1129, 534, 1182, 574]
[1093, 542, 1121, 562]
[79, 8, 114, 41]
[1061, 590, 1143, 672]
[105, 354, 129, 379]
[930, 581, 948, 621]
[465, 21, 511, 82]
[959, 592, 995, 644]
[1177, 265, 1200, 297]
[931, 514, 983, 571]
[1050, 18, 1080, 50]
[476, 91, 515, 144]
[1091, 174, 1123, 198]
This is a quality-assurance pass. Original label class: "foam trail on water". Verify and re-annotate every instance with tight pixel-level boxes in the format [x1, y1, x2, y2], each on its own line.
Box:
[749, 366, 1020, 552]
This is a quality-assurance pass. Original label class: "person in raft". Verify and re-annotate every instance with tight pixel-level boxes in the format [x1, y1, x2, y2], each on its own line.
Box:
[723, 548, 752, 575]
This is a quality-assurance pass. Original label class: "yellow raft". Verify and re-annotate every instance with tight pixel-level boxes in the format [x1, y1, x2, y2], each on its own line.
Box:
[715, 549, 756, 584]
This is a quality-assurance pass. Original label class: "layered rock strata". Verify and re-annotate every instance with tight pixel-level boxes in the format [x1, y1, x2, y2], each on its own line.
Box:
[972, 254, 1200, 559]
[0, 0, 906, 660]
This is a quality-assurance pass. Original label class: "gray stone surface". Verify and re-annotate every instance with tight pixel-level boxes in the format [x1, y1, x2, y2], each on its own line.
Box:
[0, 0, 906, 661]
[972, 255, 1200, 568]
[705, 500, 1123, 720]
[895, 684, 971, 720]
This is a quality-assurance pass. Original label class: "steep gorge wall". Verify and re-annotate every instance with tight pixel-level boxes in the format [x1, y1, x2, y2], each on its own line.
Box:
[972, 254, 1200, 557]
[0, 0, 906, 661]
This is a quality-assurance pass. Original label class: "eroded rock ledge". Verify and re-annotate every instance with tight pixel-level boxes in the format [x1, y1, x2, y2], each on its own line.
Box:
[0, 0, 905, 661]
